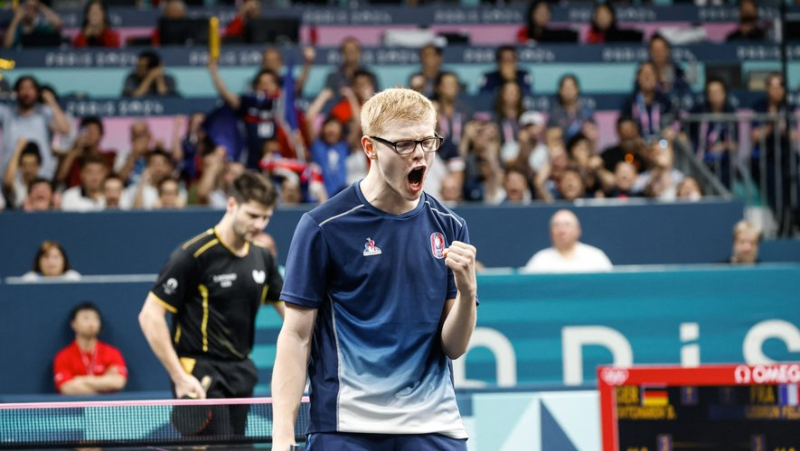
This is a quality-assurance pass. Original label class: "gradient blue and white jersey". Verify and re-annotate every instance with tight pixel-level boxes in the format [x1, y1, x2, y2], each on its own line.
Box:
[281, 183, 470, 439]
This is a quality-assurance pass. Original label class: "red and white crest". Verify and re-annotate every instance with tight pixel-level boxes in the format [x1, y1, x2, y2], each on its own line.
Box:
[430, 232, 445, 259]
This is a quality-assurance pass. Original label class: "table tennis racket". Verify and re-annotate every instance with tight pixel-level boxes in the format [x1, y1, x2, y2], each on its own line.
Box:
[171, 375, 213, 436]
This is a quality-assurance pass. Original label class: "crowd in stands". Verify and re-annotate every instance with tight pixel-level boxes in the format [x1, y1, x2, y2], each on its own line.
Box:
[0, 0, 796, 237]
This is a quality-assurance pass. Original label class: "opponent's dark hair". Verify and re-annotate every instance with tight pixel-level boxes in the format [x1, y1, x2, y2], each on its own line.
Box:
[230, 171, 277, 208]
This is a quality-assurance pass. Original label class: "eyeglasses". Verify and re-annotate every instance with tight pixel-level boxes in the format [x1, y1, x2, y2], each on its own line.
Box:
[369, 134, 443, 155]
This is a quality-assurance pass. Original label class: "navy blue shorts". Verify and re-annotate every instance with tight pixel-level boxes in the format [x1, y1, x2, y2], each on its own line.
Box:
[306, 432, 467, 451]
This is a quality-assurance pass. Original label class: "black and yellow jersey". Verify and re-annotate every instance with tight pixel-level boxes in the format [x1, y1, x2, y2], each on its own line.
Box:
[150, 227, 283, 360]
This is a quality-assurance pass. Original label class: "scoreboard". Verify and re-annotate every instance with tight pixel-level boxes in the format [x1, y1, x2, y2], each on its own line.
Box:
[598, 364, 800, 451]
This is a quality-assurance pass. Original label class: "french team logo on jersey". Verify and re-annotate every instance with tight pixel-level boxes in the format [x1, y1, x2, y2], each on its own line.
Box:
[363, 238, 382, 256]
[430, 232, 445, 259]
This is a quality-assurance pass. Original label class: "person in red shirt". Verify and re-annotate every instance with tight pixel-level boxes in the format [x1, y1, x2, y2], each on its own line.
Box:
[224, 0, 260, 39]
[72, 0, 120, 48]
[55, 116, 116, 189]
[329, 70, 375, 126]
[53, 302, 128, 395]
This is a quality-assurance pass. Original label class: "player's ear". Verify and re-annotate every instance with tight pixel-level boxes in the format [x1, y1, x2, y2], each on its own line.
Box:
[361, 136, 377, 160]
[226, 196, 238, 214]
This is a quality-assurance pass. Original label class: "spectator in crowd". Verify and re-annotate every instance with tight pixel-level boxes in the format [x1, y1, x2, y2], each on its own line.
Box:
[513, 111, 549, 173]
[636, 138, 684, 200]
[502, 167, 533, 204]
[462, 121, 504, 203]
[122, 50, 179, 98]
[534, 129, 570, 202]
[0, 76, 71, 179]
[523, 209, 613, 273]
[677, 176, 704, 201]
[687, 77, 737, 188]
[305, 96, 350, 198]
[439, 172, 463, 207]
[260, 46, 315, 95]
[102, 174, 124, 210]
[150, 0, 187, 46]
[54, 302, 127, 395]
[728, 220, 761, 264]
[61, 155, 108, 212]
[606, 161, 640, 199]
[126, 149, 180, 210]
[72, 0, 120, 48]
[408, 44, 444, 98]
[23, 177, 59, 211]
[344, 120, 368, 186]
[648, 34, 691, 100]
[329, 70, 375, 126]
[56, 116, 116, 188]
[566, 133, 612, 197]
[40, 85, 78, 155]
[726, 0, 767, 42]
[260, 138, 327, 205]
[3, 0, 63, 49]
[517, 0, 578, 44]
[224, 0, 261, 39]
[433, 72, 473, 158]
[548, 74, 597, 145]
[557, 168, 587, 201]
[116, 120, 154, 185]
[602, 116, 647, 173]
[494, 81, 526, 164]
[195, 146, 244, 208]
[324, 37, 379, 94]
[585, 3, 641, 44]
[479, 46, 532, 95]
[621, 62, 675, 140]
[21, 240, 81, 281]
[2, 138, 41, 209]
[155, 177, 183, 209]
[171, 113, 207, 184]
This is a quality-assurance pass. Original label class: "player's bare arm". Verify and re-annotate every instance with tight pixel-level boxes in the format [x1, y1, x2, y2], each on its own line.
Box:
[441, 240, 478, 359]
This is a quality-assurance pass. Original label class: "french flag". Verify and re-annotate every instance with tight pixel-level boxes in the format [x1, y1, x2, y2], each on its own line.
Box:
[779, 384, 798, 406]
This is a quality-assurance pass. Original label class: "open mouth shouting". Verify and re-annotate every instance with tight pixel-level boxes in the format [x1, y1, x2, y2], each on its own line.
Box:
[407, 166, 426, 193]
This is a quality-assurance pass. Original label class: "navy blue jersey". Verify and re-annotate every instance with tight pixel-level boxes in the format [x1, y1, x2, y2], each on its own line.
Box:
[281, 183, 470, 438]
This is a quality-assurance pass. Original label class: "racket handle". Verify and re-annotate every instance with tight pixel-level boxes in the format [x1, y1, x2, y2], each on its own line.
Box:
[289, 445, 304, 451]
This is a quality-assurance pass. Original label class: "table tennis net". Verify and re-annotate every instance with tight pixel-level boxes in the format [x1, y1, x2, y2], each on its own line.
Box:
[0, 397, 310, 449]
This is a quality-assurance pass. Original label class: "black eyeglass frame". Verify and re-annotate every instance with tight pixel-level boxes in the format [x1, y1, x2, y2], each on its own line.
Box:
[368, 134, 444, 155]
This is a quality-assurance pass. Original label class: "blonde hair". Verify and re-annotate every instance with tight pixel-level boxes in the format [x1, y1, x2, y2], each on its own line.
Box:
[360, 88, 436, 137]
[733, 220, 761, 243]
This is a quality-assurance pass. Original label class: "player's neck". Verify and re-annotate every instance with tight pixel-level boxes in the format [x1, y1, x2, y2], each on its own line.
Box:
[359, 173, 420, 215]
[214, 222, 249, 257]
[76, 336, 97, 351]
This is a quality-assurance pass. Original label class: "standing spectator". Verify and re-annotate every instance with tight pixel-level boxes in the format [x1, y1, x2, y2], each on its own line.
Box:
[0, 76, 71, 179]
[324, 37, 380, 94]
[260, 47, 315, 96]
[601, 116, 648, 173]
[462, 121, 504, 203]
[56, 116, 117, 188]
[517, 0, 578, 44]
[728, 220, 761, 264]
[61, 155, 108, 212]
[478, 46, 532, 95]
[726, 0, 767, 42]
[122, 51, 179, 98]
[54, 302, 128, 395]
[3, 0, 63, 49]
[514, 111, 550, 174]
[21, 241, 81, 281]
[23, 178, 60, 211]
[329, 71, 375, 126]
[305, 110, 350, 198]
[687, 77, 737, 188]
[171, 113, 207, 184]
[195, 147, 244, 208]
[41, 85, 78, 155]
[548, 74, 597, 144]
[2, 139, 41, 209]
[648, 34, 691, 100]
[523, 209, 613, 273]
[408, 44, 444, 98]
[620, 62, 675, 141]
[72, 0, 120, 48]
[224, 0, 261, 39]
[102, 174, 124, 210]
[433, 72, 473, 159]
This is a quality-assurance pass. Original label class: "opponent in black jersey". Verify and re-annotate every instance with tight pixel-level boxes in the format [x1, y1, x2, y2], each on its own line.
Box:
[139, 172, 282, 435]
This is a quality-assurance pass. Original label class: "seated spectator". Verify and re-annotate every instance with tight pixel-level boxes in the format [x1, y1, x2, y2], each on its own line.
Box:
[648, 34, 691, 99]
[122, 50, 179, 98]
[2, 138, 41, 209]
[150, 0, 187, 46]
[345, 120, 368, 186]
[620, 62, 675, 141]
[61, 155, 108, 212]
[514, 111, 549, 173]
[687, 77, 737, 188]
[636, 138, 684, 200]
[523, 209, 613, 273]
[557, 168, 587, 201]
[3, 0, 63, 49]
[224, 0, 261, 39]
[72, 0, 120, 48]
[606, 161, 641, 199]
[677, 176, 704, 201]
[56, 116, 117, 188]
[566, 133, 612, 196]
[502, 168, 533, 204]
[439, 172, 463, 207]
[115, 120, 154, 185]
[462, 121, 504, 203]
[534, 129, 570, 202]
[260, 139, 327, 205]
[0, 76, 71, 179]
[517, 0, 578, 44]
[585, 3, 642, 44]
[602, 116, 648, 173]
[155, 177, 184, 209]
[102, 174, 124, 210]
[408, 44, 444, 98]
[260, 46, 314, 95]
[125, 149, 181, 210]
[21, 240, 80, 281]
[728, 220, 761, 264]
[433, 72, 473, 158]
[23, 177, 59, 211]
[726, 0, 767, 42]
[494, 81, 526, 163]
[195, 146, 245, 208]
[54, 302, 127, 395]
[324, 37, 380, 94]
[479, 46, 532, 95]
[548, 74, 597, 145]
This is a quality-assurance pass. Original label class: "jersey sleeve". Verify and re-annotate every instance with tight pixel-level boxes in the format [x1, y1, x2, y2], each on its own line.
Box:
[150, 246, 198, 313]
[262, 251, 284, 304]
[446, 219, 471, 301]
[53, 348, 73, 392]
[280, 213, 329, 309]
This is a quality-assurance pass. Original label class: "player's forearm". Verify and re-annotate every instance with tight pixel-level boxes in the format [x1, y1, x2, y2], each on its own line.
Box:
[441, 293, 477, 360]
[138, 309, 186, 382]
[271, 331, 311, 444]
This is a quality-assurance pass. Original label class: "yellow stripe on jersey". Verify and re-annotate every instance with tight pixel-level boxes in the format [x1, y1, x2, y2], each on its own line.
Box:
[179, 357, 196, 375]
[193, 239, 219, 258]
[182, 229, 213, 250]
[199, 284, 209, 352]
[150, 292, 178, 314]
[214, 226, 250, 257]
[260, 285, 269, 304]
[174, 324, 182, 344]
